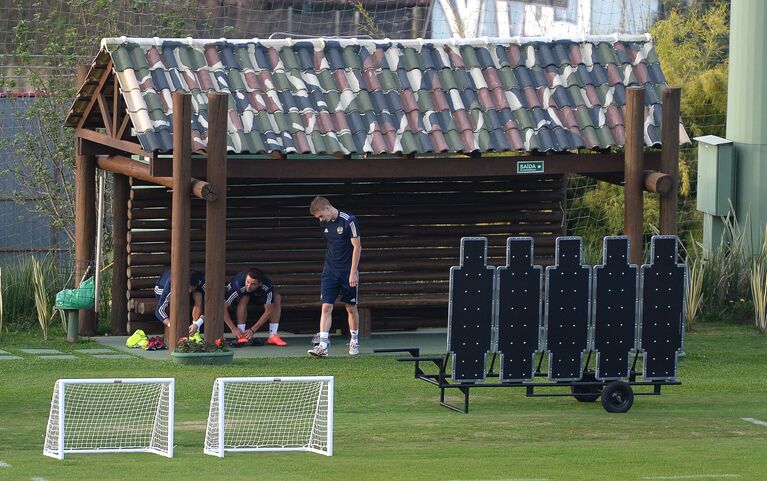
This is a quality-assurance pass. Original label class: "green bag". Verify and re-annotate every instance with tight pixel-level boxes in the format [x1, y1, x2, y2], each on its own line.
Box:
[55, 276, 95, 310]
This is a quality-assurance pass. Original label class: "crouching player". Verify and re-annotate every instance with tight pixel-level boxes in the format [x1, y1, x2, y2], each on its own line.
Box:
[224, 268, 287, 346]
[154, 269, 206, 335]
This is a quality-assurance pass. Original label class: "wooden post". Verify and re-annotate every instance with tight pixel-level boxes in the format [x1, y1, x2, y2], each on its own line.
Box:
[204, 93, 228, 342]
[358, 307, 372, 339]
[660, 87, 681, 236]
[624, 87, 645, 265]
[75, 63, 97, 336]
[111, 173, 129, 335]
[169, 92, 192, 353]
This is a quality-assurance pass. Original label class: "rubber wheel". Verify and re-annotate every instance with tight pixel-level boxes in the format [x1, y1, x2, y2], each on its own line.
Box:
[601, 381, 634, 413]
[571, 371, 602, 403]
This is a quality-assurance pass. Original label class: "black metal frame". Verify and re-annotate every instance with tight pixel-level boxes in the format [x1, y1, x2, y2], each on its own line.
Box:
[375, 347, 681, 413]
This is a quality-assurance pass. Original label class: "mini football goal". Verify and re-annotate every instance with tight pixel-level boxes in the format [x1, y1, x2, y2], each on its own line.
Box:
[204, 376, 334, 457]
[43, 378, 175, 459]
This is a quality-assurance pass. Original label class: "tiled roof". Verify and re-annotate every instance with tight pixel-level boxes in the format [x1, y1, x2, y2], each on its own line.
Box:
[65, 35, 688, 155]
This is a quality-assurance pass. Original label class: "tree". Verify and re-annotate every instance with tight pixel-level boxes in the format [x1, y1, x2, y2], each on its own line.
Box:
[651, 1, 729, 197]
[0, 0, 202, 243]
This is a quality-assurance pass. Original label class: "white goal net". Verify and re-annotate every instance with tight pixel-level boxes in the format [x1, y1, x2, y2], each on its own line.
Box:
[204, 376, 334, 457]
[43, 378, 175, 460]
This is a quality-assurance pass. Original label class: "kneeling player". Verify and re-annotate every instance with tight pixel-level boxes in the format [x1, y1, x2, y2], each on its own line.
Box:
[154, 269, 206, 335]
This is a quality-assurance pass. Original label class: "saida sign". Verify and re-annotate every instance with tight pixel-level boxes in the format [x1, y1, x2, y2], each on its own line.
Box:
[516, 161, 544, 174]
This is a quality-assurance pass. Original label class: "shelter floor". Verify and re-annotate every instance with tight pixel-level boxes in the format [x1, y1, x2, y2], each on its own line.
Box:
[95, 328, 448, 360]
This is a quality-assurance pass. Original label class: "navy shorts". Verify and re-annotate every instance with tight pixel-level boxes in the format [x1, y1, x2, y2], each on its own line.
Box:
[321, 269, 358, 305]
[236, 291, 274, 306]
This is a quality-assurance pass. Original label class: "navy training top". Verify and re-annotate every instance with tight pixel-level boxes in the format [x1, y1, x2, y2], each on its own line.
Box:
[319, 210, 360, 271]
[224, 271, 275, 306]
[153, 270, 206, 322]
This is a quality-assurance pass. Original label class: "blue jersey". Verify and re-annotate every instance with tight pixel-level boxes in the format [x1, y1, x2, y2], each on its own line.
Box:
[225, 271, 275, 306]
[320, 211, 360, 271]
[153, 270, 206, 322]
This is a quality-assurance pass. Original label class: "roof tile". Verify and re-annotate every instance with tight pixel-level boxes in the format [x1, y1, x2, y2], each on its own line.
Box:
[68, 36, 684, 154]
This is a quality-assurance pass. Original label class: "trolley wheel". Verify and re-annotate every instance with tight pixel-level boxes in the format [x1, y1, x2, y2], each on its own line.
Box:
[571, 371, 602, 403]
[601, 381, 634, 413]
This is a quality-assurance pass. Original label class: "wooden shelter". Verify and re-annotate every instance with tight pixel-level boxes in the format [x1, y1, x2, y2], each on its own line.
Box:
[66, 36, 684, 351]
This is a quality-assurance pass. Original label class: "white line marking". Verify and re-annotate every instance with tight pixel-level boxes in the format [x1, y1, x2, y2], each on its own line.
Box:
[0, 461, 10, 468]
[447, 479, 550, 481]
[31, 478, 50, 481]
[741, 417, 767, 427]
[642, 475, 741, 480]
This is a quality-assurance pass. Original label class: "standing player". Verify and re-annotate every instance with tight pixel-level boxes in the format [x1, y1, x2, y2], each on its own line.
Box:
[307, 196, 362, 357]
[154, 269, 206, 335]
[224, 268, 288, 346]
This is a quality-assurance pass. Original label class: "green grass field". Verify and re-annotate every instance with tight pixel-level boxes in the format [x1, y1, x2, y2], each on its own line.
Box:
[0, 323, 766, 481]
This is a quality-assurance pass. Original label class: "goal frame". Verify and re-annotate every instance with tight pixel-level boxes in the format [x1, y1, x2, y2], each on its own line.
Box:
[43, 378, 175, 460]
[204, 376, 334, 458]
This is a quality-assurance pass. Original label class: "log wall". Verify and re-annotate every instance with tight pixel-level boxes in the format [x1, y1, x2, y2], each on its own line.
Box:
[125, 176, 566, 332]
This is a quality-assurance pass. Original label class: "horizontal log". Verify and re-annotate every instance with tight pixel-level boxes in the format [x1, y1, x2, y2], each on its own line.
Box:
[127, 254, 557, 284]
[127, 264, 453, 280]
[127, 199, 562, 221]
[132, 293, 450, 313]
[129, 269, 460, 286]
[644, 171, 673, 195]
[153, 152, 657, 179]
[588, 170, 673, 195]
[128, 244, 550, 267]
[129, 176, 565, 200]
[128, 190, 565, 210]
[127, 199, 563, 221]
[126, 235, 558, 254]
[127, 210, 564, 230]
[128, 223, 562, 243]
[97, 155, 216, 201]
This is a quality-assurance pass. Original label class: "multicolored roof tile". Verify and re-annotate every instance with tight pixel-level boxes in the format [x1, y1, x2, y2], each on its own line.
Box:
[66, 35, 689, 155]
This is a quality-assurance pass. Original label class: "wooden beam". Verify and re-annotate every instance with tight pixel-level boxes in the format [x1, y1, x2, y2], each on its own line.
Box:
[76, 128, 155, 158]
[117, 111, 131, 140]
[204, 93, 228, 342]
[96, 155, 216, 200]
[151, 151, 663, 180]
[660, 87, 681, 235]
[169, 92, 192, 353]
[588, 170, 672, 194]
[75, 64, 97, 337]
[96, 93, 113, 137]
[111, 173, 129, 335]
[624, 87, 645, 265]
[112, 78, 121, 138]
[75, 59, 114, 130]
[644, 171, 673, 195]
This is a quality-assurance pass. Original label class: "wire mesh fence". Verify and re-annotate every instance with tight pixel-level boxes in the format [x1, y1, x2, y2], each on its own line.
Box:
[0, 0, 726, 332]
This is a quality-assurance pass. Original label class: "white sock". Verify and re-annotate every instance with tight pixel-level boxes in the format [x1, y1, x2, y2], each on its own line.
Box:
[269, 323, 278, 336]
[237, 323, 246, 332]
[319, 332, 329, 349]
[350, 330, 359, 343]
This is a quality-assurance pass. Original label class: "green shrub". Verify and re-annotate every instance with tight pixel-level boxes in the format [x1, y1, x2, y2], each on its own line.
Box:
[0, 255, 64, 331]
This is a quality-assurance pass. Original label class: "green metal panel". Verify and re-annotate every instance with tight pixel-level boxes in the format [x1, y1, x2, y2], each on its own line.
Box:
[726, 0, 767, 144]
[734, 142, 767, 236]
[703, 214, 728, 254]
[726, 0, 767, 251]
[695, 135, 735, 216]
